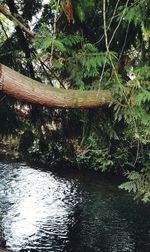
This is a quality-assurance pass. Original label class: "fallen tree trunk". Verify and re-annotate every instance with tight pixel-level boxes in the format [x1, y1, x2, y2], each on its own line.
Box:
[0, 64, 113, 109]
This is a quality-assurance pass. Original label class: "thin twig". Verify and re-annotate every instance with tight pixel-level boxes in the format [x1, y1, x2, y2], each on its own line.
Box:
[49, 0, 60, 67]
[95, 0, 121, 45]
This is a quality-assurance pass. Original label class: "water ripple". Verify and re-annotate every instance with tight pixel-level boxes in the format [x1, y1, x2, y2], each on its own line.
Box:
[0, 162, 150, 252]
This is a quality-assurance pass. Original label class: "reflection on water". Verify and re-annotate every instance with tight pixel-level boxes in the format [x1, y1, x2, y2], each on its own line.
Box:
[0, 162, 150, 252]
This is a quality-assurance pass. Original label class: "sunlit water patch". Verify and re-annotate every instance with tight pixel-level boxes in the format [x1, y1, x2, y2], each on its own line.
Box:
[0, 163, 79, 251]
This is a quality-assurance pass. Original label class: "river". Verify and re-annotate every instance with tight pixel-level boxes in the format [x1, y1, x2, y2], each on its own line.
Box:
[0, 162, 150, 252]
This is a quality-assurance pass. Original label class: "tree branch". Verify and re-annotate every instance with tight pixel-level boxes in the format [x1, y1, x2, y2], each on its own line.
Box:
[0, 4, 35, 37]
[0, 64, 113, 109]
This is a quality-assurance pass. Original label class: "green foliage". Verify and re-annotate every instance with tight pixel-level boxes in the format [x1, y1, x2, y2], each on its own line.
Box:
[119, 169, 150, 202]
[118, 4, 142, 26]
[33, 28, 117, 88]
[110, 64, 150, 202]
[77, 135, 113, 172]
[42, 37, 66, 52]
[111, 67, 150, 127]
[76, 0, 96, 22]
[33, 26, 66, 53]
[118, 0, 150, 40]
[77, 148, 113, 172]
[60, 33, 81, 47]
[80, 47, 117, 78]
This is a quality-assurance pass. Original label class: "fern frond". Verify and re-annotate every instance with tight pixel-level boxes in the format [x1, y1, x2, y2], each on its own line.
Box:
[61, 34, 81, 47]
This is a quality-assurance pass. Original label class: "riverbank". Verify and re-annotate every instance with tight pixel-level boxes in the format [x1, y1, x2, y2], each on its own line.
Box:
[0, 137, 20, 162]
[0, 249, 11, 252]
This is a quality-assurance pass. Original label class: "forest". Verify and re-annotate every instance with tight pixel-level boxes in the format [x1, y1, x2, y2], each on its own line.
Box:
[0, 0, 150, 203]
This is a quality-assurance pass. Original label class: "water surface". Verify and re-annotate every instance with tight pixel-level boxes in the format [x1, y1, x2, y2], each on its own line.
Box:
[0, 162, 150, 251]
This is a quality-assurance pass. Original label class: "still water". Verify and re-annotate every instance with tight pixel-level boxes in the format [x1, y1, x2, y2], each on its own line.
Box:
[0, 162, 150, 252]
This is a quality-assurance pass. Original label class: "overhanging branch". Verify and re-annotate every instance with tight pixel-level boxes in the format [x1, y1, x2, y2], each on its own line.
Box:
[0, 64, 113, 109]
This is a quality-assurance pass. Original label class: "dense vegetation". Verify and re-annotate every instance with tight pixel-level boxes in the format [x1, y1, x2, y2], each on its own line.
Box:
[0, 0, 150, 202]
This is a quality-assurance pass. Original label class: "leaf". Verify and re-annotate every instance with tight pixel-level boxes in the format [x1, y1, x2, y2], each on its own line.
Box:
[42, 37, 66, 52]
[61, 34, 81, 47]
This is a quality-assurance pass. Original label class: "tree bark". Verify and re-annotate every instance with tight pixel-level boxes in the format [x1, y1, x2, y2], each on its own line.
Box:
[0, 64, 113, 109]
